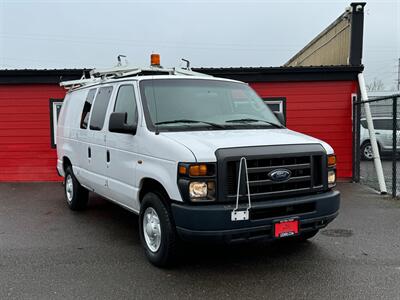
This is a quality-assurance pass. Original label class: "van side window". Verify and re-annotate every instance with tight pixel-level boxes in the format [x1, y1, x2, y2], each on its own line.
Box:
[89, 86, 113, 131]
[113, 85, 138, 126]
[80, 88, 97, 129]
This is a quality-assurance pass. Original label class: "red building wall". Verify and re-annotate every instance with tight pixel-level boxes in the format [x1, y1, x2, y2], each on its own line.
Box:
[251, 80, 357, 179]
[0, 84, 65, 181]
[0, 80, 356, 182]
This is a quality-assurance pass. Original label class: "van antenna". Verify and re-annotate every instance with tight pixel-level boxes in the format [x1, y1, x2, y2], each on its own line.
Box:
[181, 58, 190, 70]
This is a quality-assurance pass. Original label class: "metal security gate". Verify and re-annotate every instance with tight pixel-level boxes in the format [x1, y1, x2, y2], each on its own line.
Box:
[353, 94, 400, 197]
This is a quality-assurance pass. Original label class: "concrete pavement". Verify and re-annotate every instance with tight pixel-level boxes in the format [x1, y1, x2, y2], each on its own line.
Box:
[0, 182, 399, 299]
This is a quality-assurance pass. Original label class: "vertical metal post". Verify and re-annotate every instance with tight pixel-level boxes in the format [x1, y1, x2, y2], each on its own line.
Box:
[392, 97, 398, 197]
[358, 73, 387, 193]
[353, 95, 361, 182]
[397, 58, 400, 91]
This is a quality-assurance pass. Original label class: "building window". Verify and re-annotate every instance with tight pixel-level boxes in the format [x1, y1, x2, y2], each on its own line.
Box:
[263, 97, 286, 124]
[49, 99, 63, 149]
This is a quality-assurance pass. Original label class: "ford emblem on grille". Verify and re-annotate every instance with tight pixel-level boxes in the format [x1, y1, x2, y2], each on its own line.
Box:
[268, 169, 291, 182]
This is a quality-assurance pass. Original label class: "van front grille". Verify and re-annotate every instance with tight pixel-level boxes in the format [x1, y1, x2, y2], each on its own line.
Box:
[216, 145, 327, 203]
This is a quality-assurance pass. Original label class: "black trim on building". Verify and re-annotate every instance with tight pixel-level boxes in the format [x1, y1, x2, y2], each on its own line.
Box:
[193, 66, 364, 82]
[349, 2, 366, 66]
[0, 69, 91, 84]
[0, 65, 363, 85]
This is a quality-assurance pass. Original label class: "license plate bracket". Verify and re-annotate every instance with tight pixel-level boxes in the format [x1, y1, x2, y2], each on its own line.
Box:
[231, 210, 249, 221]
[274, 218, 299, 238]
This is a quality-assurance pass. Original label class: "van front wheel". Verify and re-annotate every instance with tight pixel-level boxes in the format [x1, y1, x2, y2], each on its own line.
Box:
[64, 166, 88, 210]
[139, 192, 178, 267]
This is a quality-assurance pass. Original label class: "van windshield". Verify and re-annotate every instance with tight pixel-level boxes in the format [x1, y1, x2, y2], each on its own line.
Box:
[139, 79, 282, 131]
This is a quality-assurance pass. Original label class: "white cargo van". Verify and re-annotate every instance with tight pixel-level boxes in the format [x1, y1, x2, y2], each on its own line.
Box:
[57, 56, 340, 267]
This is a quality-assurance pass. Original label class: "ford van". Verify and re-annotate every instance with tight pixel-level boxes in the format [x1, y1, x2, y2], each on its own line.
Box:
[57, 56, 340, 267]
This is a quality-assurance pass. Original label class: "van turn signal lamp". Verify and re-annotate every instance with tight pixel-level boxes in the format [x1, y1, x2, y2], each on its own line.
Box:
[328, 154, 336, 167]
[151, 54, 160, 66]
[178, 163, 213, 177]
[189, 164, 208, 176]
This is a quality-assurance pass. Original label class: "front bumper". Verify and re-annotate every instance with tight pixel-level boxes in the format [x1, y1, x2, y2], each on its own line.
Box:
[171, 190, 340, 243]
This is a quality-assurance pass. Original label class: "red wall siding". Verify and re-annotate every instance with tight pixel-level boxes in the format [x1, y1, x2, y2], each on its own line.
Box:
[250, 80, 357, 179]
[0, 81, 356, 182]
[0, 84, 66, 181]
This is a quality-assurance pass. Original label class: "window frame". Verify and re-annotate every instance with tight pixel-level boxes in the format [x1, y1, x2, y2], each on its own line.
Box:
[80, 88, 97, 130]
[112, 84, 139, 129]
[89, 85, 114, 131]
[263, 97, 287, 124]
[49, 98, 64, 149]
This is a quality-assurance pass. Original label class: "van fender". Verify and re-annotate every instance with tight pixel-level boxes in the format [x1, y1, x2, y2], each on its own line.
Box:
[136, 157, 183, 202]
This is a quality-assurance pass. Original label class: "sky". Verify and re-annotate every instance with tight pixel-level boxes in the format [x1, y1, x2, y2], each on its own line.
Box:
[0, 0, 399, 90]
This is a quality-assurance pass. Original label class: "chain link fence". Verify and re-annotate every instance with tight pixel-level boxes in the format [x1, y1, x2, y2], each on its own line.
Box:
[354, 94, 400, 197]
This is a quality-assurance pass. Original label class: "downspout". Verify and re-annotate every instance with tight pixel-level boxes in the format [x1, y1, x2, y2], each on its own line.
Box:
[358, 73, 387, 194]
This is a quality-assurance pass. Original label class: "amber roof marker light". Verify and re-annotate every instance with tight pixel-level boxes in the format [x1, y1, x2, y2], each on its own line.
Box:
[151, 53, 161, 67]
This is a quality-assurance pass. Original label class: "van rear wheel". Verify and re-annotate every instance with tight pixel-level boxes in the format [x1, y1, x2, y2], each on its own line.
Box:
[139, 192, 178, 267]
[64, 166, 88, 211]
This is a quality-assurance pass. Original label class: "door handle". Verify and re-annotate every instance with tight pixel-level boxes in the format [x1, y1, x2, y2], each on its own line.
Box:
[375, 132, 380, 135]
[88, 147, 91, 158]
[106, 150, 110, 163]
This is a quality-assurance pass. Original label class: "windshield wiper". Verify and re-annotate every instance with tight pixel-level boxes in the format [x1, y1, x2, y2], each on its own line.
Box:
[225, 118, 284, 128]
[155, 119, 226, 129]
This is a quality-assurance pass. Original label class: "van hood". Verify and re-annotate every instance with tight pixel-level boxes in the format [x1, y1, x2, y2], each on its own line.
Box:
[161, 129, 333, 161]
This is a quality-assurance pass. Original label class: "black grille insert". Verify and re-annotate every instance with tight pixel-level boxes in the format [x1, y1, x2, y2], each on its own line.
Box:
[225, 154, 325, 201]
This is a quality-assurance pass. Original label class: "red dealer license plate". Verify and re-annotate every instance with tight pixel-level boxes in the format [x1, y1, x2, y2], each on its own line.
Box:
[274, 218, 299, 238]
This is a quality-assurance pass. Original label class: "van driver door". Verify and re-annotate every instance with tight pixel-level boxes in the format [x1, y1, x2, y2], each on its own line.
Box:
[104, 83, 140, 212]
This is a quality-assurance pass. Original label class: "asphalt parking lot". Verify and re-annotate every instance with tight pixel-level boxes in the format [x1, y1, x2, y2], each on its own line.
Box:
[1, 182, 400, 299]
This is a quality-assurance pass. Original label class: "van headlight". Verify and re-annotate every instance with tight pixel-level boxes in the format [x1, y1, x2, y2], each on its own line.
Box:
[178, 163, 216, 202]
[189, 182, 207, 198]
[327, 154, 336, 188]
[328, 170, 336, 188]
[189, 181, 216, 201]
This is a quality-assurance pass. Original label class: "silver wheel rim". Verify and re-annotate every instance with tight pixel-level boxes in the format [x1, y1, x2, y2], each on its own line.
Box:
[66, 174, 74, 204]
[364, 145, 373, 159]
[143, 207, 161, 252]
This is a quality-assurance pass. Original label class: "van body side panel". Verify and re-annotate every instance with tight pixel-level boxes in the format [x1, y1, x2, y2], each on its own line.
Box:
[136, 131, 196, 202]
[73, 89, 96, 189]
[85, 131, 108, 194]
[106, 134, 139, 210]
[57, 89, 87, 179]
[103, 82, 140, 211]
[84, 86, 115, 196]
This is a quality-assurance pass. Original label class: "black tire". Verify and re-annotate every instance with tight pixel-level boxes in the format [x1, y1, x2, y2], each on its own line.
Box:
[64, 166, 89, 211]
[139, 192, 178, 268]
[361, 141, 374, 161]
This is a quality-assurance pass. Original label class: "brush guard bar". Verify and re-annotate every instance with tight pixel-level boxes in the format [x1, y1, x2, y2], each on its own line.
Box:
[231, 157, 252, 221]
